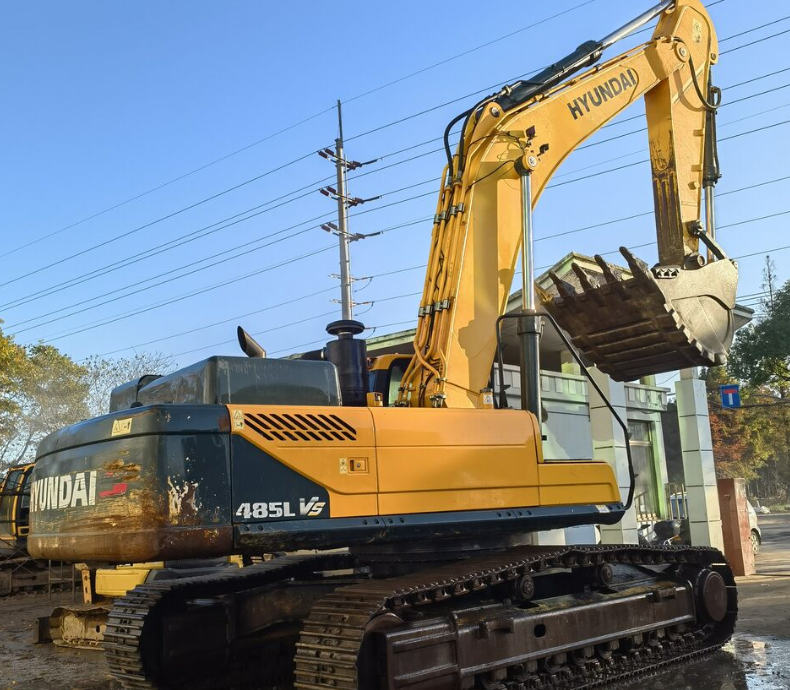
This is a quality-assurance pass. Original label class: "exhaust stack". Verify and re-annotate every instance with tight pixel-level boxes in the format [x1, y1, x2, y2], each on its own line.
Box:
[237, 326, 266, 358]
[324, 319, 369, 407]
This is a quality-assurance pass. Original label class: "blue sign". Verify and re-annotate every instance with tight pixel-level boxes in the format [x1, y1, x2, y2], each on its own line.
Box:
[720, 384, 741, 409]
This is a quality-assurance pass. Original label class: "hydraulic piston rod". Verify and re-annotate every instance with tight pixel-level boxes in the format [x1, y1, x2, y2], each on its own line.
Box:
[517, 159, 542, 420]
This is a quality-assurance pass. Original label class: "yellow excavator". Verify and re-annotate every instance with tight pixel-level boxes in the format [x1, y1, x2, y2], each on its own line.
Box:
[28, 1, 738, 688]
[0, 462, 55, 594]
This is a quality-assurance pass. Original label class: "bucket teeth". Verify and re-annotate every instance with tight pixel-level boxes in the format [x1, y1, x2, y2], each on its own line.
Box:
[593, 255, 622, 284]
[538, 247, 738, 381]
[619, 247, 651, 279]
[571, 263, 599, 292]
[549, 270, 576, 299]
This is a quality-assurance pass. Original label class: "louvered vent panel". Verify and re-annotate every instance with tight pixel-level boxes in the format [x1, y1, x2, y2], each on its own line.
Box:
[244, 412, 357, 442]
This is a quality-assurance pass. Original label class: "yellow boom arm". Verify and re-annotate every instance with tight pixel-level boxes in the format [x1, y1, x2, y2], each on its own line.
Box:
[400, 0, 736, 408]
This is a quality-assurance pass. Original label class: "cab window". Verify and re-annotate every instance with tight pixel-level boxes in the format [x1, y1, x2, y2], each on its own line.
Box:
[387, 359, 409, 406]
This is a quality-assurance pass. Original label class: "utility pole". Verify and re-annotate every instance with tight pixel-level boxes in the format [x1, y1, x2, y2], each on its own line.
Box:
[334, 101, 353, 320]
[318, 100, 380, 321]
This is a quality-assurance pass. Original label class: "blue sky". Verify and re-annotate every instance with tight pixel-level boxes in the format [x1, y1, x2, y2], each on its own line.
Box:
[1, 0, 788, 385]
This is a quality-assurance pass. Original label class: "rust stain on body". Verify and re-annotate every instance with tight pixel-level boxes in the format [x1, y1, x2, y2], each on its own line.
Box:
[102, 459, 142, 483]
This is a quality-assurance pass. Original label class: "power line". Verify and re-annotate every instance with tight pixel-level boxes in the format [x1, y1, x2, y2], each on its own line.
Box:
[27, 212, 431, 342]
[344, 8, 779, 148]
[718, 14, 790, 44]
[15, 18, 790, 339]
[0, 150, 324, 289]
[14, 122, 790, 337]
[91, 264, 429, 359]
[0, 182, 333, 313]
[90, 288, 338, 358]
[41, 245, 338, 344]
[720, 27, 790, 56]
[549, 116, 790, 188]
[171, 291, 421, 360]
[538, 173, 790, 243]
[14, 87, 786, 319]
[269, 318, 418, 358]
[0, 110, 337, 262]
[0, 133, 445, 314]
[8, 223, 321, 335]
[535, 208, 790, 273]
[341, 0, 599, 106]
[556, 96, 790, 179]
[172, 311, 338, 360]
[48, 193, 790, 348]
[1, 1, 598, 264]
[575, 77, 790, 153]
[4, 10, 777, 298]
[0, 174, 436, 316]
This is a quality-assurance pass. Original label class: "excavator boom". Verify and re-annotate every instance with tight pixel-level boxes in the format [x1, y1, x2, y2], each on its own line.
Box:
[401, 0, 736, 406]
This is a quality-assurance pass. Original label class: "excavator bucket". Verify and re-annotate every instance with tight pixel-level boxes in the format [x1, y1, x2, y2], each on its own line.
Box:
[538, 248, 738, 382]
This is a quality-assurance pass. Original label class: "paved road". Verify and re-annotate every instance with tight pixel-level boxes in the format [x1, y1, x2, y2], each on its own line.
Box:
[618, 511, 790, 690]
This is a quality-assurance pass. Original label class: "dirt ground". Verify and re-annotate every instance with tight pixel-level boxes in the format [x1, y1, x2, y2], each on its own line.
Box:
[2, 514, 789, 690]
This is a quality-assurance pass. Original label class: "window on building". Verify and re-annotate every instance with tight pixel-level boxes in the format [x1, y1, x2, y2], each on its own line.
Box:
[628, 420, 660, 521]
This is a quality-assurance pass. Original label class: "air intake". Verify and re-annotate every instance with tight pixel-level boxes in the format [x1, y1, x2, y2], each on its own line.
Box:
[244, 412, 356, 442]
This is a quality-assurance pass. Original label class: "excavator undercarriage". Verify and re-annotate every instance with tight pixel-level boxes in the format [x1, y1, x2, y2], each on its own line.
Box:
[104, 546, 736, 690]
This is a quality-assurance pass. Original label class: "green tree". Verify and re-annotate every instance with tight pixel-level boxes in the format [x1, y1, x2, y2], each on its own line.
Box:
[0, 322, 29, 449]
[728, 258, 790, 393]
[83, 352, 174, 417]
[717, 258, 790, 499]
[704, 367, 774, 481]
[0, 343, 89, 468]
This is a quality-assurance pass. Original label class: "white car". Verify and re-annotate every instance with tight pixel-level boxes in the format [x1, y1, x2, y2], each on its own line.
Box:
[670, 493, 762, 553]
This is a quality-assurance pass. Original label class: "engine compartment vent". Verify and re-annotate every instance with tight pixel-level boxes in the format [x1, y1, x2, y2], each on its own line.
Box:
[244, 412, 357, 442]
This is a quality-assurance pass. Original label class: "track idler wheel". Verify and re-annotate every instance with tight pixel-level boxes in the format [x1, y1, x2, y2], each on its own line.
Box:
[696, 569, 728, 622]
[537, 247, 738, 381]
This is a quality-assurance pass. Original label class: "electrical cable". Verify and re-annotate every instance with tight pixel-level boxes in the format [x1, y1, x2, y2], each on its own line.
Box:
[720, 27, 790, 56]
[14, 124, 790, 335]
[0, 151, 327, 290]
[0, 175, 437, 315]
[5, 13, 782, 298]
[10, 215, 430, 335]
[14, 12, 790, 342]
[174, 292, 420, 359]
[92, 264, 428, 359]
[1, 0, 599, 263]
[41, 245, 337, 344]
[0, 113, 337, 262]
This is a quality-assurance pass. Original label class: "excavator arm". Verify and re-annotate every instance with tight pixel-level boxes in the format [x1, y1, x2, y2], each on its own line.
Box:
[400, 0, 736, 408]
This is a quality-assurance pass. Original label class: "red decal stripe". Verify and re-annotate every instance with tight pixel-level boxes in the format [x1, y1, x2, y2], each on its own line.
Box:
[99, 482, 128, 498]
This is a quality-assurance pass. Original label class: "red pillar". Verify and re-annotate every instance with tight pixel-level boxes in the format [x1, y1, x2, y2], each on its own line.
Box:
[717, 478, 755, 576]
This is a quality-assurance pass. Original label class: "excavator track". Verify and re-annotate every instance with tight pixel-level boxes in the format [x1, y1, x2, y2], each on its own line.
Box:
[295, 545, 737, 690]
[103, 553, 356, 690]
[103, 546, 736, 690]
